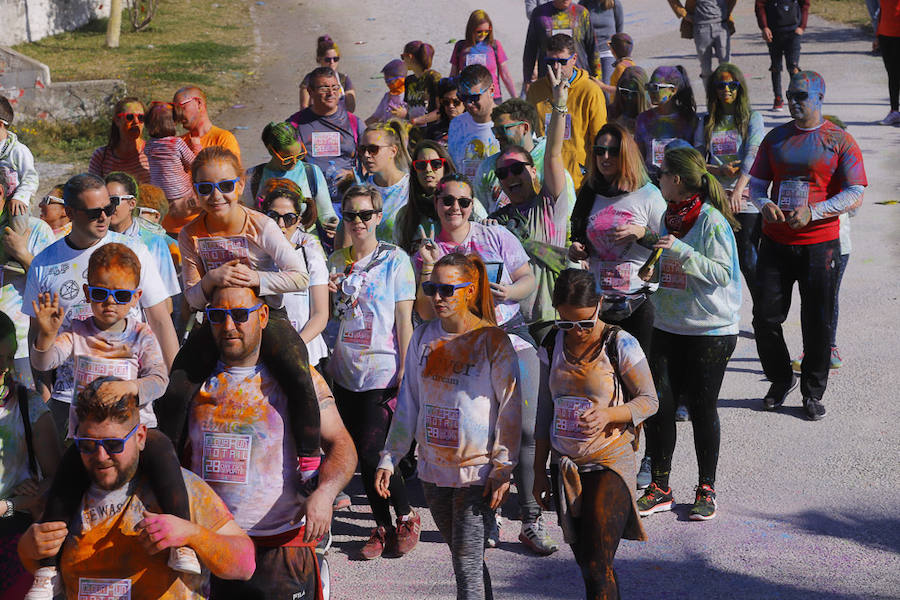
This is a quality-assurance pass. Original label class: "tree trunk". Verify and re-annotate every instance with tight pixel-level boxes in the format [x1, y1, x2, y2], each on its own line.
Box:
[106, 0, 123, 48]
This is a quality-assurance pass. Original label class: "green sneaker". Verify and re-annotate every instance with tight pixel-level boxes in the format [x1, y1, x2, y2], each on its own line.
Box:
[636, 482, 674, 517]
[830, 346, 843, 369]
[689, 484, 717, 521]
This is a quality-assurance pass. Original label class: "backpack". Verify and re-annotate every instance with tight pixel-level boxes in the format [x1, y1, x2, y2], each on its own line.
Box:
[17, 385, 39, 477]
[765, 0, 802, 33]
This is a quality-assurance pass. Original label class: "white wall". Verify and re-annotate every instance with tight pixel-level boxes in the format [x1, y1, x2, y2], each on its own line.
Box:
[0, 0, 110, 46]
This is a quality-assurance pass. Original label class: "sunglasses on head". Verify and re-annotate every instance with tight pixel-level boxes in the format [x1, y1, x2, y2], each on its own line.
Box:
[75, 197, 120, 220]
[495, 161, 529, 180]
[74, 423, 139, 455]
[87, 286, 137, 304]
[40, 195, 65, 207]
[554, 305, 599, 331]
[117, 112, 144, 123]
[716, 81, 741, 92]
[137, 207, 161, 218]
[194, 178, 240, 196]
[359, 144, 387, 156]
[616, 87, 638, 97]
[594, 144, 620, 157]
[413, 158, 447, 171]
[439, 195, 473, 209]
[205, 302, 264, 325]
[543, 56, 571, 66]
[648, 83, 677, 92]
[422, 281, 471, 297]
[267, 210, 300, 227]
[441, 96, 463, 107]
[786, 91, 809, 102]
[342, 209, 380, 223]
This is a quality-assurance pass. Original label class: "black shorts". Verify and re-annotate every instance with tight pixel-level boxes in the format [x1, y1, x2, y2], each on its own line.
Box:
[210, 543, 320, 600]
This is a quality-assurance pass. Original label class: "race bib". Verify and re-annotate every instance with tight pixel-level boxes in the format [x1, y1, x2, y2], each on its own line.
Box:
[74, 356, 136, 398]
[425, 404, 460, 448]
[551, 28, 574, 37]
[544, 112, 571, 139]
[311, 131, 342, 157]
[660, 257, 687, 290]
[67, 303, 94, 323]
[462, 159, 481, 178]
[341, 311, 374, 347]
[465, 53, 488, 66]
[553, 396, 592, 441]
[651, 138, 675, 168]
[777, 180, 810, 212]
[710, 130, 740, 157]
[78, 578, 132, 600]
[597, 261, 632, 292]
[202, 432, 252, 484]
[197, 236, 251, 271]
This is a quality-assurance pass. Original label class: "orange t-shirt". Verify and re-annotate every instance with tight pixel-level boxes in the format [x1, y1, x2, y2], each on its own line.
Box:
[60, 469, 232, 600]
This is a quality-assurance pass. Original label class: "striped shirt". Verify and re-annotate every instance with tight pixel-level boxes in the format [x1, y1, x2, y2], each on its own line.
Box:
[145, 136, 195, 200]
[88, 145, 151, 183]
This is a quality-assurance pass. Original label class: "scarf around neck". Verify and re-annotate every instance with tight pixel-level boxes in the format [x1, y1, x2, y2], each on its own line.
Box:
[664, 194, 702, 238]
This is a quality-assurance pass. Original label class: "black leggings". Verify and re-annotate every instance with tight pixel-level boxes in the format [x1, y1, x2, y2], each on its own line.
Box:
[552, 467, 631, 600]
[155, 309, 320, 457]
[645, 329, 736, 490]
[39, 429, 188, 566]
[334, 385, 411, 529]
[604, 297, 654, 355]
[880, 35, 900, 112]
[734, 212, 762, 304]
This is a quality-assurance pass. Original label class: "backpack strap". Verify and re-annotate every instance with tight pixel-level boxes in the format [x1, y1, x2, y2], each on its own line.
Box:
[18, 385, 39, 477]
[540, 326, 560, 370]
[304, 163, 318, 199]
[347, 112, 360, 146]
[249, 164, 264, 204]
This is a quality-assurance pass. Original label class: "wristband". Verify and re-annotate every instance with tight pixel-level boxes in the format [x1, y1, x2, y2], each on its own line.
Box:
[551, 103, 568, 114]
[1, 498, 13, 518]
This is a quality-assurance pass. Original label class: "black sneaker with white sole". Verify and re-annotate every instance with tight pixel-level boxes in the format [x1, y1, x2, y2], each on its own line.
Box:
[762, 374, 799, 410]
[803, 397, 827, 421]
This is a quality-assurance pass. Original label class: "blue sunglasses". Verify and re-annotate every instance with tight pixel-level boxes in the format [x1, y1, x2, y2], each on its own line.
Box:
[205, 302, 264, 324]
[87, 286, 137, 304]
[74, 423, 140, 454]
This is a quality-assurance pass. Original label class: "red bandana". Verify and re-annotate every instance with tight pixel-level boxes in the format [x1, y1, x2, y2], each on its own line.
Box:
[665, 194, 702, 238]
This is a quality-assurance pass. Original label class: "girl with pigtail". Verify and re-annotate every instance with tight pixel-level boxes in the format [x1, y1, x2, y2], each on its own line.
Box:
[377, 252, 522, 600]
[360, 120, 413, 243]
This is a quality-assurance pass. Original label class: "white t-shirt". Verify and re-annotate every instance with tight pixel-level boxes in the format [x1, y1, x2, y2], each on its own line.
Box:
[447, 112, 501, 179]
[327, 243, 416, 392]
[283, 231, 329, 367]
[585, 183, 667, 295]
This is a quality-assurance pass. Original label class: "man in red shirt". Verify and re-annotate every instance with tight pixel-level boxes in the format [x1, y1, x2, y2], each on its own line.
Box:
[748, 71, 867, 421]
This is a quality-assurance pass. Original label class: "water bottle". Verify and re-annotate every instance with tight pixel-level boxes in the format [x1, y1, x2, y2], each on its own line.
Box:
[325, 160, 340, 204]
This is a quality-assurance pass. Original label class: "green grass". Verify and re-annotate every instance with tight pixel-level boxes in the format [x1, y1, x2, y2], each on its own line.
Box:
[810, 0, 872, 30]
[11, 0, 255, 163]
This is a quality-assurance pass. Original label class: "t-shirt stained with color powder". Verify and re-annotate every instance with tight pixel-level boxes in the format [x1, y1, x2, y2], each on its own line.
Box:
[447, 112, 501, 179]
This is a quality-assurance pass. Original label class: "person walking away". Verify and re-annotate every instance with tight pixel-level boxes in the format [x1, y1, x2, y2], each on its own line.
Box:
[877, 0, 900, 125]
[144, 102, 198, 236]
[755, 0, 809, 112]
[667, 0, 737, 88]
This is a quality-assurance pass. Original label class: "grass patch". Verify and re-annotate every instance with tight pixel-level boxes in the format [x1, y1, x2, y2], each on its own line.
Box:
[11, 0, 255, 163]
[810, 0, 872, 30]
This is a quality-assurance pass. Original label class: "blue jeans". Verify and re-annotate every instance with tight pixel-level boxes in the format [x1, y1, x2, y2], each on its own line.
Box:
[694, 22, 730, 83]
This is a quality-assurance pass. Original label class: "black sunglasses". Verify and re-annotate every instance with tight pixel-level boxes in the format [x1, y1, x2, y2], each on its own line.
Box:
[495, 162, 528, 180]
[342, 209, 380, 223]
[459, 91, 484, 104]
[422, 281, 471, 297]
[441, 97, 463, 107]
[205, 303, 264, 325]
[716, 81, 741, 91]
[359, 144, 387, 156]
[74, 423, 139, 455]
[439, 195, 473, 209]
[786, 91, 809, 102]
[87, 286, 137, 304]
[594, 145, 621, 157]
[267, 210, 299, 227]
[194, 179, 239, 196]
[75, 197, 120, 220]
[413, 158, 447, 171]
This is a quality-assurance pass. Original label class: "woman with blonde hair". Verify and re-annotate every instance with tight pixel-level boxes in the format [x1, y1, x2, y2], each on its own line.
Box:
[361, 120, 413, 242]
[450, 10, 517, 102]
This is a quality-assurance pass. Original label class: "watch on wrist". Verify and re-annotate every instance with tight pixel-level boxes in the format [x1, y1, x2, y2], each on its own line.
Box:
[1, 498, 13, 518]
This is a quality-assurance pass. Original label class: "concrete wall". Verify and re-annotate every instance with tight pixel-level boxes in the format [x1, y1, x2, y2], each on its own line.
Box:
[0, 0, 110, 46]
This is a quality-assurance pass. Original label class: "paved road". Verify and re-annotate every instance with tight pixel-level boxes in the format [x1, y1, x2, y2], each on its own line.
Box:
[217, 1, 900, 598]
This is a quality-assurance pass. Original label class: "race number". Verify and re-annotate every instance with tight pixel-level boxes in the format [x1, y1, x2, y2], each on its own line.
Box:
[777, 180, 810, 212]
[197, 236, 251, 271]
[425, 404, 460, 448]
[553, 396, 593, 441]
[78, 578, 132, 600]
[202, 432, 252, 484]
[310, 131, 342, 157]
[660, 257, 687, 290]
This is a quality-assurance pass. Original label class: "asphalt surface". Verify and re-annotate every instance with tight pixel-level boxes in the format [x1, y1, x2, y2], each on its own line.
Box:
[216, 1, 900, 598]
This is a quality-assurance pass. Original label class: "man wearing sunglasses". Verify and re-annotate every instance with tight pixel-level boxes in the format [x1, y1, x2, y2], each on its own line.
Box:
[748, 71, 867, 421]
[180, 286, 355, 599]
[17, 378, 256, 597]
[447, 64, 501, 179]
[172, 86, 241, 161]
[526, 33, 607, 189]
[23, 175, 180, 421]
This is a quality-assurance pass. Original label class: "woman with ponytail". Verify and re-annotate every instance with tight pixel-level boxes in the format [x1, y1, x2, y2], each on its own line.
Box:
[299, 35, 356, 112]
[361, 120, 412, 242]
[636, 145, 740, 522]
[377, 252, 521, 600]
[397, 41, 443, 127]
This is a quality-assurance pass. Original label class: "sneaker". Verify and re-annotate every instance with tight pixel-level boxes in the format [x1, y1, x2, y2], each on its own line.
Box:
[395, 511, 421, 556]
[803, 397, 827, 421]
[675, 404, 690, 421]
[636, 456, 652, 490]
[636, 482, 674, 517]
[24, 566, 63, 600]
[484, 512, 501, 548]
[762, 375, 799, 410]
[881, 110, 900, 126]
[360, 525, 394, 560]
[689, 484, 717, 521]
[791, 353, 803, 372]
[168, 546, 202, 575]
[772, 97, 785, 111]
[830, 346, 843, 369]
[332, 491, 351, 510]
[518, 517, 559, 556]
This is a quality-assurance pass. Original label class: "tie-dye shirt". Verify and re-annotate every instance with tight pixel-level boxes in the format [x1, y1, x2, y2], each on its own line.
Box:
[634, 109, 701, 175]
[60, 469, 232, 600]
[651, 203, 741, 336]
[327, 243, 416, 392]
[379, 320, 521, 487]
[749, 120, 867, 245]
[447, 112, 501, 180]
[524, 2, 601, 81]
[122, 218, 181, 298]
[368, 172, 411, 243]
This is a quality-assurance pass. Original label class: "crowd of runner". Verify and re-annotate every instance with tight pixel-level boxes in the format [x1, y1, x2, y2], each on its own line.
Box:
[0, 0, 890, 598]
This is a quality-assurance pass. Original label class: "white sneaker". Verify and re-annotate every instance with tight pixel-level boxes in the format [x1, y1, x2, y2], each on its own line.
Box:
[881, 111, 900, 126]
[484, 513, 501, 548]
[168, 546, 202, 575]
[519, 517, 559, 556]
[24, 566, 62, 600]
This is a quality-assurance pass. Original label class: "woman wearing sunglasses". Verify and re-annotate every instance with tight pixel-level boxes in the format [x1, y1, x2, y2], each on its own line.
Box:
[534, 268, 657, 599]
[424, 77, 465, 145]
[608, 66, 651, 134]
[88, 97, 151, 185]
[326, 184, 419, 560]
[699, 64, 765, 304]
[245, 121, 338, 242]
[377, 252, 521, 600]
[636, 146, 740, 522]
[260, 178, 329, 371]
[39, 184, 71, 238]
[298, 35, 356, 113]
[450, 10, 517, 103]
[361, 120, 412, 243]
[634, 65, 701, 181]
